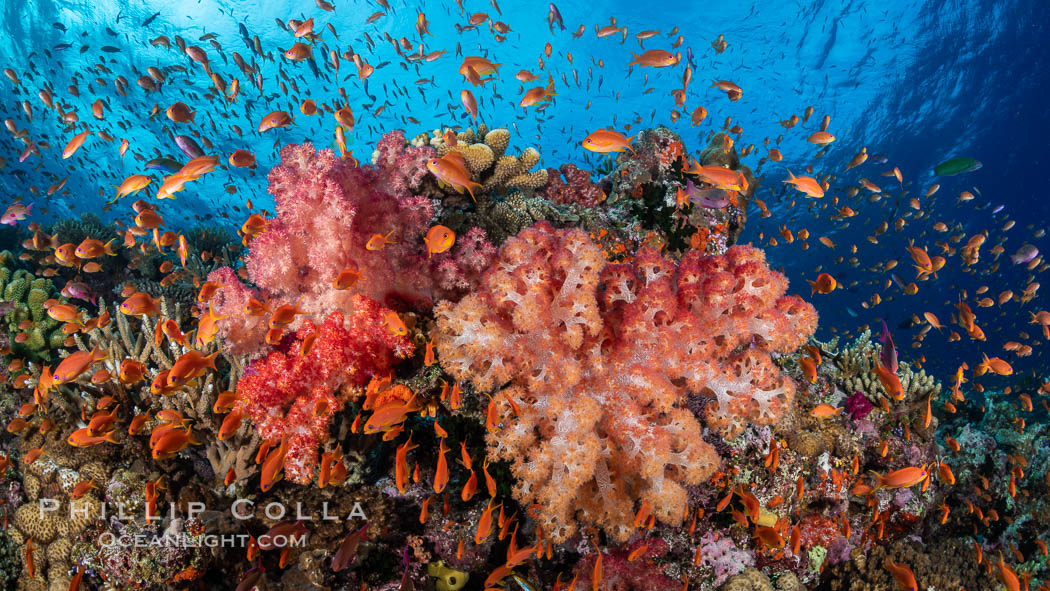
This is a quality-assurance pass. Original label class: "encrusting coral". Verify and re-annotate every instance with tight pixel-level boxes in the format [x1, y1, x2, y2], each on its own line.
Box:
[434, 222, 817, 542]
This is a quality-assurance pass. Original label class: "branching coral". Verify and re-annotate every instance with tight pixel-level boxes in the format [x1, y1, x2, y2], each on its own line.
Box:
[434, 222, 817, 542]
[64, 297, 253, 486]
[211, 139, 495, 357]
[234, 300, 413, 484]
[411, 125, 548, 195]
[831, 330, 941, 406]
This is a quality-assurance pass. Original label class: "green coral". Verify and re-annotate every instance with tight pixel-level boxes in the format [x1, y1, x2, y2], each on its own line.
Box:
[0, 258, 67, 361]
[0, 529, 18, 590]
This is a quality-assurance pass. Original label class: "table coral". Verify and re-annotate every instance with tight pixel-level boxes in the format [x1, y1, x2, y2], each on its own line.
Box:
[434, 222, 816, 542]
[234, 301, 412, 484]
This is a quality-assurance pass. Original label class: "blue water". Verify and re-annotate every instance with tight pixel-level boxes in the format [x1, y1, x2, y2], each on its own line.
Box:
[1, 0, 1049, 377]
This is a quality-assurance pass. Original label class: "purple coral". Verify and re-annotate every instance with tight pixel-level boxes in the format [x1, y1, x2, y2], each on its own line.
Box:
[541, 164, 605, 207]
[845, 391, 875, 421]
[698, 531, 755, 586]
[572, 539, 679, 591]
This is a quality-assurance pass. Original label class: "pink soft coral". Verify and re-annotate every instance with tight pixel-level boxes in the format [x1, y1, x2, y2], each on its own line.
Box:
[234, 300, 413, 484]
[434, 222, 817, 542]
[572, 539, 679, 591]
[211, 135, 495, 356]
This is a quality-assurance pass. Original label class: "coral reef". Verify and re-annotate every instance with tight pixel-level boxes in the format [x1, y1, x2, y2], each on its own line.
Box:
[410, 125, 548, 196]
[212, 140, 495, 356]
[824, 537, 998, 590]
[0, 261, 66, 361]
[234, 302, 413, 484]
[10, 433, 112, 591]
[434, 222, 817, 541]
[830, 329, 941, 407]
[541, 163, 606, 207]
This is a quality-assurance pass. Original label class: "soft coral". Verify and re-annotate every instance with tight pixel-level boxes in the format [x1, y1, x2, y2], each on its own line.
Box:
[434, 222, 817, 542]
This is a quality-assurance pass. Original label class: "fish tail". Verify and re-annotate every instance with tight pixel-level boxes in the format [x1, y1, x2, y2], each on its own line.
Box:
[867, 470, 884, 493]
[628, 53, 640, 66]
[103, 238, 118, 256]
[465, 181, 482, 202]
[103, 430, 120, 444]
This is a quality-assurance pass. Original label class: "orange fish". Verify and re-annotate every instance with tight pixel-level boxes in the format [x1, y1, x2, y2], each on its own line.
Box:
[628, 49, 680, 67]
[62, 130, 91, 159]
[333, 267, 365, 290]
[67, 427, 119, 447]
[434, 438, 449, 493]
[427, 152, 483, 200]
[884, 559, 918, 591]
[395, 435, 419, 493]
[870, 465, 928, 492]
[582, 129, 634, 153]
[258, 110, 292, 132]
[120, 292, 159, 316]
[807, 273, 837, 295]
[783, 169, 824, 198]
[424, 225, 456, 257]
[365, 230, 396, 251]
[53, 346, 106, 384]
[809, 403, 841, 418]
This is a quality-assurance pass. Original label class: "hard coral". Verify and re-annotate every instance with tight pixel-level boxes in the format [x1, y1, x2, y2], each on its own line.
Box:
[434, 223, 816, 542]
[235, 301, 413, 484]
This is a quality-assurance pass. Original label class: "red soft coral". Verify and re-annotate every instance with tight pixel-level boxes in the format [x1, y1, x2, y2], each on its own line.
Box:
[234, 299, 413, 484]
[434, 222, 816, 542]
[541, 164, 606, 207]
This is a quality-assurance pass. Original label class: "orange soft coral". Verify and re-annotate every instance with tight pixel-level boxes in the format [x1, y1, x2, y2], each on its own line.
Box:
[435, 223, 816, 542]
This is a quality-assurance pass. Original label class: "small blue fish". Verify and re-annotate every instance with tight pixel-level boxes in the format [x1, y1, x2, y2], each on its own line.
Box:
[145, 157, 183, 173]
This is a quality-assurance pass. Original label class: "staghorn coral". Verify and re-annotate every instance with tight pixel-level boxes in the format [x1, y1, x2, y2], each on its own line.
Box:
[234, 301, 413, 484]
[831, 330, 941, 407]
[434, 222, 817, 542]
[0, 262, 66, 361]
[411, 124, 548, 195]
[64, 296, 255, 488]
[212, 139, 495, 357]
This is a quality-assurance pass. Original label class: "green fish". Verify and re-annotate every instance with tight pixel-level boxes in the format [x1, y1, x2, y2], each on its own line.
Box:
[933, 157, 982, 176]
